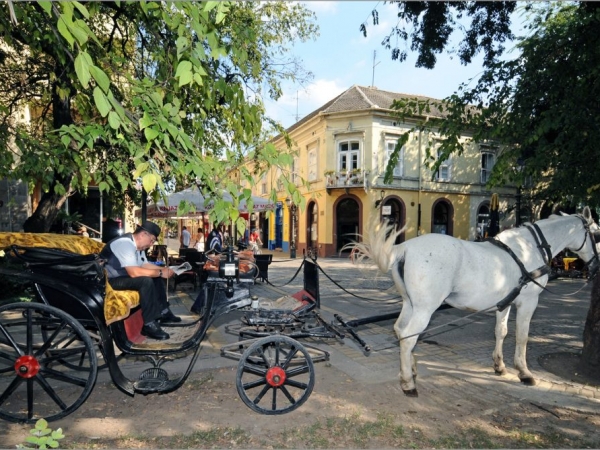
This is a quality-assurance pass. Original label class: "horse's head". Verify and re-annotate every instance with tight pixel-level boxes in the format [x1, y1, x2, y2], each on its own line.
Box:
[567, 206, 600, 278]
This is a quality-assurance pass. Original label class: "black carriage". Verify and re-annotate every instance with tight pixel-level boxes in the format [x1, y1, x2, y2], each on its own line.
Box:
[0, 235, 321, 423]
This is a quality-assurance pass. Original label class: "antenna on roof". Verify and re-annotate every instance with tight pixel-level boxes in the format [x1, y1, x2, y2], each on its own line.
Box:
[372, 50, 380, 87]
[295, 91, 300, 122]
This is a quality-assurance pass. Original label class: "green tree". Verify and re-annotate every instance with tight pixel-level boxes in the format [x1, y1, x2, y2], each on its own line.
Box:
[0, 1, 317, 232]
[367, 1, 600, 377]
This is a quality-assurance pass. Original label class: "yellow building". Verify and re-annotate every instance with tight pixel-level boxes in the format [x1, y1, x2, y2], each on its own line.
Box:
[254, 85, 518, 257]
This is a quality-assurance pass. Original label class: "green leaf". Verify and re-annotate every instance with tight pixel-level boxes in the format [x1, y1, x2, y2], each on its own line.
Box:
[70, 19, 89, 45]
[93, 87, 111, 117]
[175, 60, 193, 87]
[215, 2, 229, 24]
[60, 135, 71, 148]
[39, 1, 52, 15]
[108, 111, 121, 130]
[142, 173, 158, 192]
[72, 1, 90, 19]
[139, 113, 153, 130]
[74, 53, 91, 88]
[144, 127, 159, 141]
[57, 15, 75, 48]
[89, 65, 110, 93]
[203, 1, 219, 12]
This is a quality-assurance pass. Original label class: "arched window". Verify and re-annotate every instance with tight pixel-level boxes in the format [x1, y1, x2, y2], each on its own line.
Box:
[477, 203, 490, 238]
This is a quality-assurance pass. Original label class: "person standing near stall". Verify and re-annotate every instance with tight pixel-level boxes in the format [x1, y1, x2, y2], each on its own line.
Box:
[180, 226, 191, 249]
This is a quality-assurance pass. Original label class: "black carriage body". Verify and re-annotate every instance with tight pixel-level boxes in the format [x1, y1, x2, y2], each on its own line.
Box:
[0, 246, 228, 398]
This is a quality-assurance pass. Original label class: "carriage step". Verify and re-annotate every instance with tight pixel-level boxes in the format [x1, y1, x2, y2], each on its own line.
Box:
[133, 367, 169, 393]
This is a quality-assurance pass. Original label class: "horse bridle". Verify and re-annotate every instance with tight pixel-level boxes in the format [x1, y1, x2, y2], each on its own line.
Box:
[570, 214, 600, 279]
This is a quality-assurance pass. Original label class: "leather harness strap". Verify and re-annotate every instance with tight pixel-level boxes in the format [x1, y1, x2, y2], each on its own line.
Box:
[485, 238, 550, 311]
[525, 223, 553, 265]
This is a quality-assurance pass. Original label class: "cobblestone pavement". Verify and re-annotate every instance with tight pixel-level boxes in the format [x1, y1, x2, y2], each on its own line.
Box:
[165, 254, 599, 413]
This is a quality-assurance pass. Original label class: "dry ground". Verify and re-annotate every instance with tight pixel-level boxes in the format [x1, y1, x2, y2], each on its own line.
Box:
[2, 358, 599, 449]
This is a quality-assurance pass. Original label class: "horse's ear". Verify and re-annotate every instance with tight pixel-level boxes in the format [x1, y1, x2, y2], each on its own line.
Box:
[559, 211, 567, 216]
[582, 206, 592, 223]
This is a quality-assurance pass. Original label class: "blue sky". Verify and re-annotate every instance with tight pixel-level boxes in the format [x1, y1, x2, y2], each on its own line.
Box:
[264, 1, 526, 129]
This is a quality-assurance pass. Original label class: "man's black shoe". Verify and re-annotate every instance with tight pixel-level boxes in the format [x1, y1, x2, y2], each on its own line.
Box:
[158, 310, 182, 324]
[141, 321, 170, 340]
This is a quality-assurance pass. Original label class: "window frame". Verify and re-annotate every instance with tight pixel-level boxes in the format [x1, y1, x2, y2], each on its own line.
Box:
[337, 140, 361, 172]
[385, 138, 404, 177]
[480, 150, 495, 184]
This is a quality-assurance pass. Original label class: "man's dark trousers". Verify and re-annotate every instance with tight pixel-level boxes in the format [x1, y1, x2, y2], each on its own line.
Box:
[109, 277, 168, 323]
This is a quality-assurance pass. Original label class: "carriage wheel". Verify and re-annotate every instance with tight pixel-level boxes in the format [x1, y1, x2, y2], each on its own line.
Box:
[0, 303, 98, 423]
[235, 335, 315, 415]
[40, 320, 116, 373]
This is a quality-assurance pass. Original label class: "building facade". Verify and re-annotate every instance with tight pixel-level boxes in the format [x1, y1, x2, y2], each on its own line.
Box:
[255, 85, 519, 257]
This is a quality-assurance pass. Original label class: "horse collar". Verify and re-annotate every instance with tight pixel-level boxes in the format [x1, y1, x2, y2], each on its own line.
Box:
[524, 224, 552, 265]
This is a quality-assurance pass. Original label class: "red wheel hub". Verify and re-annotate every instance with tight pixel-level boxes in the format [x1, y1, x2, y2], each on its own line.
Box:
[14, 355, 40, 378]
[265, 366, 286, 387]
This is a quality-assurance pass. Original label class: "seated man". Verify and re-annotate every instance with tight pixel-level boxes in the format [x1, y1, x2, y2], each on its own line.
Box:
[100, 220, 181, 340]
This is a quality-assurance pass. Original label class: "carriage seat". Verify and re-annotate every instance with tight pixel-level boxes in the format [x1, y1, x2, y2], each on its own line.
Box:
[0, 232, 140, 325]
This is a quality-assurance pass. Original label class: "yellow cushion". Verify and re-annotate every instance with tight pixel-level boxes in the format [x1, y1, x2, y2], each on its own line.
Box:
[0, 232, 140, 324]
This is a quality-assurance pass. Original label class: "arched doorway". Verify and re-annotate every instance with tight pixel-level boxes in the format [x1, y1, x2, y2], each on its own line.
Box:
[336, 197, 359, 252]
[381, 196, 405, 244]
[476, 202, 490, 239]
[306, 201, 318, 255]
[431, 199, 454, 236]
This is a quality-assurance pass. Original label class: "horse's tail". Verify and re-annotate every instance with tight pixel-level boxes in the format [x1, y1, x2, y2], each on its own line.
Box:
[344, 214, 407, 274]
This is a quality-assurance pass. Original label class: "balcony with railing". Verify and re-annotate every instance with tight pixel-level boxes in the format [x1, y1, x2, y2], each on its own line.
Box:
[324, 169, 365, 190]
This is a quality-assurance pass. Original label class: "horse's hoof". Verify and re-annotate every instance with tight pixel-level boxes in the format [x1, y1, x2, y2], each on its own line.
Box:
[402, 388, 418, 397]
[495, 369, 507, 376]
[520, 377, 537, 386]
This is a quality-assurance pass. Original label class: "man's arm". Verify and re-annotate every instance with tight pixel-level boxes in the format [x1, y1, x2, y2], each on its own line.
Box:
[125, 265, 174, 278]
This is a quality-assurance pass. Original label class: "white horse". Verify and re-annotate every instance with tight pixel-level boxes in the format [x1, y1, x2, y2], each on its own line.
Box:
[352, 207, 599, 396]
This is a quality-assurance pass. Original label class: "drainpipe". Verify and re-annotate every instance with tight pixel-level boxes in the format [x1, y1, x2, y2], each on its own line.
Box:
[417, 116, 430, 235]
[417, 129, 422, 234]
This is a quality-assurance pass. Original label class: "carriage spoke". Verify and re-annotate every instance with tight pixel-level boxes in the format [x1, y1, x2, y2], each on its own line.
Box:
[279, 385, 297, 405]
[240, 362, 267, 377]
[270, 384, 278, 410]
[0, 321, 25, 357]
[36, 320, 69, 357]
[0, 376, 24, 406]
[252, 385, 271, 405]
[284, 364, 310, 378]
[39, 366, 89, 387]
[284, 378, 308, 390]
[280, 347, 299, 370]
[27, 378, 35, 420]
[34, 374, 68, 410]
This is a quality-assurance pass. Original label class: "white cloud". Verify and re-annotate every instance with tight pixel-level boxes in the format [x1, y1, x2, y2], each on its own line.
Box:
[303, 1, 338, 15]
[264, 78, 347, 127]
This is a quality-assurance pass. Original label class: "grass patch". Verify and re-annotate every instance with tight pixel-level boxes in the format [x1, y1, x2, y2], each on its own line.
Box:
[60, 415, 600, 449]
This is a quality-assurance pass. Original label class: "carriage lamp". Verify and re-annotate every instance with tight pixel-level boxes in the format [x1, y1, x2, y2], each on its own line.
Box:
[219, 246, 239, 298]
[285, 197, 297, 259]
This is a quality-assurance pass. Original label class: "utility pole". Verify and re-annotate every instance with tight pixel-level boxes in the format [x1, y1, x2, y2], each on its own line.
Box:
[372, 50, 380, 87]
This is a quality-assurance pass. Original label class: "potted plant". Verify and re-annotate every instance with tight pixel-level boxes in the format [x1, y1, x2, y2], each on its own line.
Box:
[324, 169, 336, 186]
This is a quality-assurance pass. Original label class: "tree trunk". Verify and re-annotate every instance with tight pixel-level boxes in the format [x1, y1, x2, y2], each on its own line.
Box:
[22, 189, 68, 232]
[581, 275, 600, 372]
[22, 66, 73, 233]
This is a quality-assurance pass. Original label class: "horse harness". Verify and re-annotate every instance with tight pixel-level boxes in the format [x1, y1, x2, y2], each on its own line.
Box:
[486, 215, 599, 311]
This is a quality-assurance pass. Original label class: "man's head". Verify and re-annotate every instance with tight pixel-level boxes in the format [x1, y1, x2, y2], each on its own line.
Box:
[134, 220, 161, 249]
